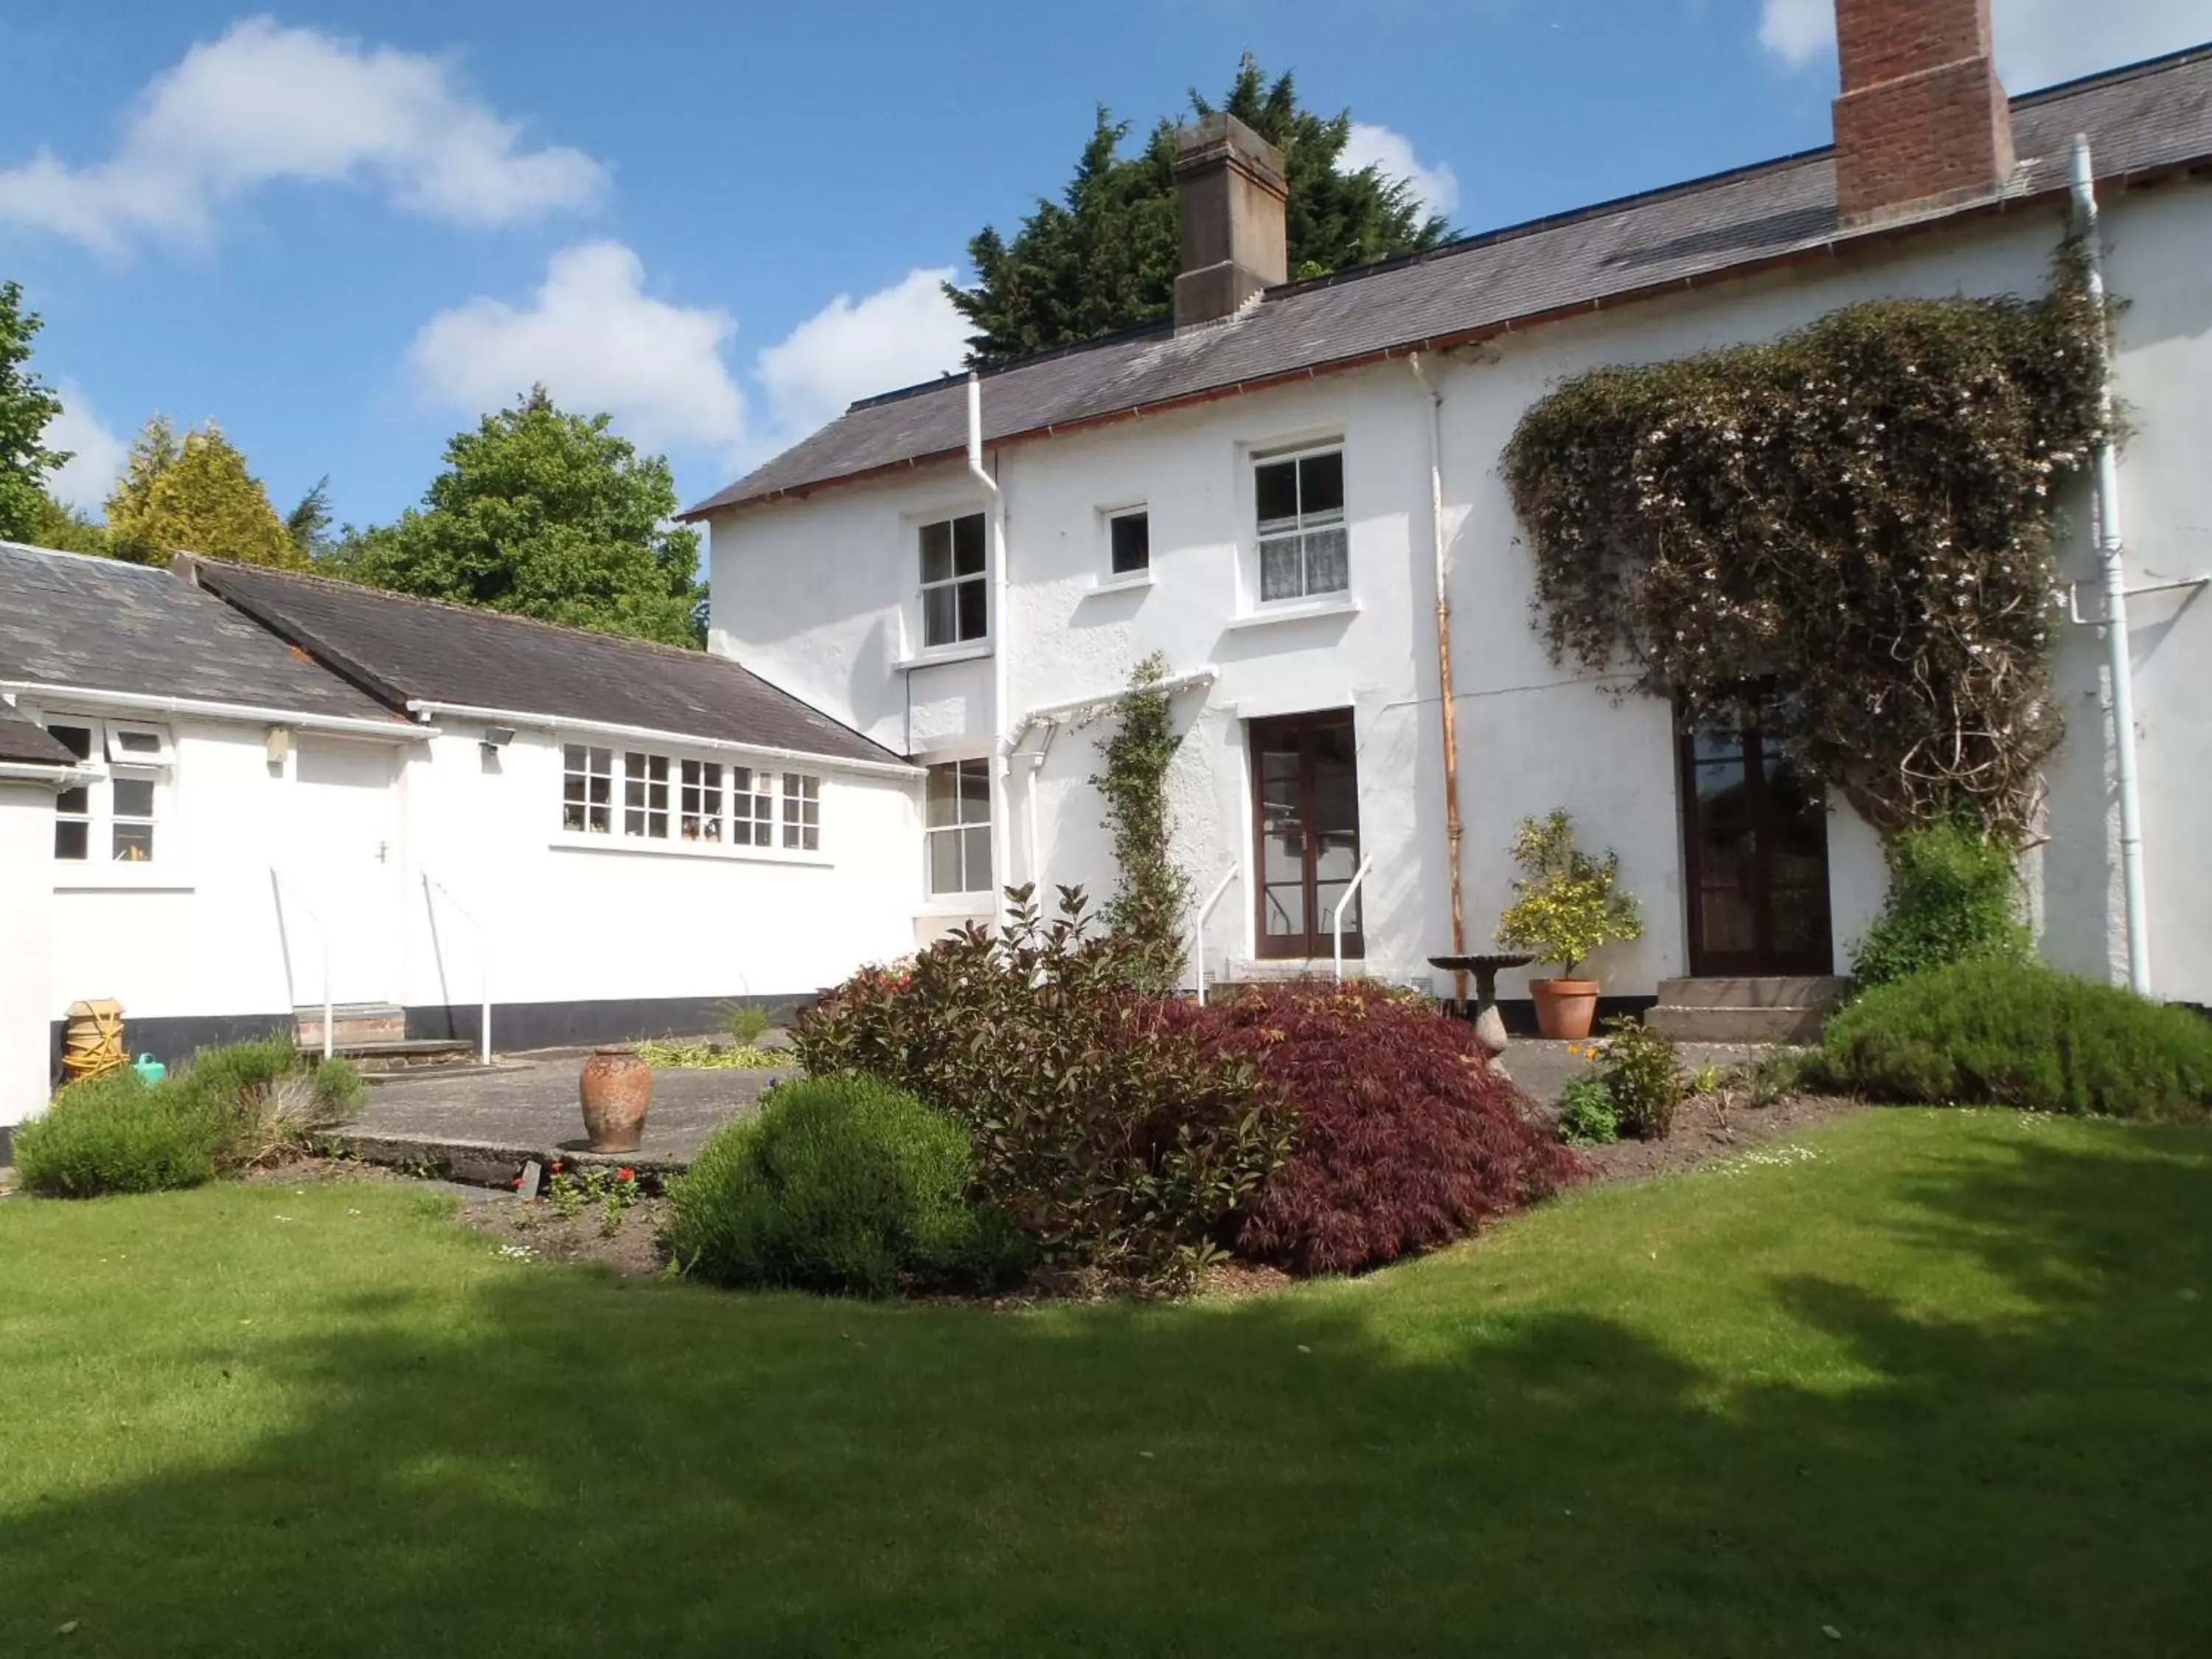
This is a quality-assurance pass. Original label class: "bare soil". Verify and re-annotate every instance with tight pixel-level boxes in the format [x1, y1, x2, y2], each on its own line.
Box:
[1564, 1092, 1868, 1183]
[458, 1194, 674, 1278]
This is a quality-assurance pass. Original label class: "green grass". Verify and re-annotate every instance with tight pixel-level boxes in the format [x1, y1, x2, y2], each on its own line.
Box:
[2, 1110, 2208, 1656]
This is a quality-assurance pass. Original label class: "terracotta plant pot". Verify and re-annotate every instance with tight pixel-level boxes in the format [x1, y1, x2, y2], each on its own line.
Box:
[1529, 978, 1601, 1041]
[579, 1046, 652, 1152]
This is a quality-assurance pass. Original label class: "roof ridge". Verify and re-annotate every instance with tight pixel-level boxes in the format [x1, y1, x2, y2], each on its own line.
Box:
[189, 555, 735, 670]
[0, 539, 174, 577]
[824, 39, 2212, 408]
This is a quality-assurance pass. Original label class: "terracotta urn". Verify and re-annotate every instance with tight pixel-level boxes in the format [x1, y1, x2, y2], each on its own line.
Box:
[1529, 977, 1601, 1041]
[580, 1046, 652, 1152]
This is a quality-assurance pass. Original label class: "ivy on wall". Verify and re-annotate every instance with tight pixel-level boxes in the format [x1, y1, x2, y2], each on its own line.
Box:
[1501, 248, 2111, 841]
[1092, 653, 1194, 993]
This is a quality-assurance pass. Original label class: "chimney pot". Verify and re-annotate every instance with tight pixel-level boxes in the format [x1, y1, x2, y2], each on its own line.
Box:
[1172, 112, 1288, 330]
[1832, 0, 2015, 225]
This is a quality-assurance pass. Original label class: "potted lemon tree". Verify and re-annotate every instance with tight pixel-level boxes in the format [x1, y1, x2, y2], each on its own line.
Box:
[1494, 810, 1644, 1040]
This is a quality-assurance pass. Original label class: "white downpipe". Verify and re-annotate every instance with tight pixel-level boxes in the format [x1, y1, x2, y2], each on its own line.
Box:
[1190, 866, 1239, 1005]
[1025, 752, 1046, 894]
[968, 373, 1013, 922]
[272, 871, 334, 1061]
[1332, 855, 1375, 987]
[421, 872, 492, 1066]
[2071, 136, 2152, 997]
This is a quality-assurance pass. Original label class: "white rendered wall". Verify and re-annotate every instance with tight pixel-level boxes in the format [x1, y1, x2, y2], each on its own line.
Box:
[709, 179, 2212, 1004]
[0, 779, 58, 1128]
[394, 727, 921, 1018]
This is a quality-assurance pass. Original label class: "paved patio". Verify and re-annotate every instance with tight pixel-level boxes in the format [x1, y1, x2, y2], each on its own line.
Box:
[332, 1048, 791, 1185]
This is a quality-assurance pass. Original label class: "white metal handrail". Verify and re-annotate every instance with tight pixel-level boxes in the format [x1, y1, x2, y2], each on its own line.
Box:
[269, 869, 334, 1060]
[422, 872, 492, 1066]
[1332, 855, 1376, 987]
[1189, 866, 1240, 1006]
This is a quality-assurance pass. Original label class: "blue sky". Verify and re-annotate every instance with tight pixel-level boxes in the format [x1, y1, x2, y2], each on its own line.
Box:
[2, 0, 2202, 532]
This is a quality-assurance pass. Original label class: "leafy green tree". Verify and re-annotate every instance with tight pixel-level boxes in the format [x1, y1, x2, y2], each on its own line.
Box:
[105, 416, 300, 567]
[0, 280, 69, 543]
[285, 476, 335, 562]
[21, 492, 112, 556]
[344, 387, 704, 647]
[948, 57, 1450, 366]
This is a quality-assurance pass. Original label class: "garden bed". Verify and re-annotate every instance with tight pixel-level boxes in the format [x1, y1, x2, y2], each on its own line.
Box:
[1563, 1091, 1866, 1183]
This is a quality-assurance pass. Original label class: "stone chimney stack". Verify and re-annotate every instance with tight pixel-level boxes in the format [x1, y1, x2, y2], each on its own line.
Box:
[1832, 0, 2016, 224]
[1172, 112, 1288, 330]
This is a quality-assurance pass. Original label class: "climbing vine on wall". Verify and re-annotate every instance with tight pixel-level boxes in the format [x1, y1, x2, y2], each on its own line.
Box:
[1501, 247, 2111, 841]
[1092, 653, 1194, 993]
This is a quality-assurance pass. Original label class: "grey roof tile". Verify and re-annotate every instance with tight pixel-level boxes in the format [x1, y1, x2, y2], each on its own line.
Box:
[0, 542, 407, 725]
[189, 560, 904, 768]
[0, 701, 80, 767]
[684, 48, 2212, 518]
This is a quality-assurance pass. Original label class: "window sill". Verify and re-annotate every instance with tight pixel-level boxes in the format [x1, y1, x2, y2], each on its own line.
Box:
[549, 835, 831, 869]
[1083, 570, 1154, 597]
[897, 640, 994, 670]
[1223, 597, 1361, 631]
[916, 897, 995, 918]
[54, 866, 194, 893]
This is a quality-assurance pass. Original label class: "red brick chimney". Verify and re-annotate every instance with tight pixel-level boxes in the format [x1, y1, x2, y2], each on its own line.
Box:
[1832, 0, 2017, 224]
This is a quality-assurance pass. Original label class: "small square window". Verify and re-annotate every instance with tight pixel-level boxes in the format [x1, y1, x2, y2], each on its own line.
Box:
[1108, 510, 1150, 575]
[105, 722, 173, 765]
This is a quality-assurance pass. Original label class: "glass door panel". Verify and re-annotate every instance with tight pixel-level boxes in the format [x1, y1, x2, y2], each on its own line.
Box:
[1251, 712, 1363, 959]
[1679, 720, 1834, 975]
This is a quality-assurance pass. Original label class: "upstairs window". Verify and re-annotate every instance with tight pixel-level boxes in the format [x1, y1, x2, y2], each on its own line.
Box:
[45, 719, 169, 863]
[1254, 446, 1347, 602]
[925, 759, 991, 897]
[920, 511, 987, 647]
[1108, 508, 1150, 576]
[782, 772, 821, 851]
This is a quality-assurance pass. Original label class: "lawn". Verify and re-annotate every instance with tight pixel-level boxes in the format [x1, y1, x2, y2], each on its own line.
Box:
[2, 1109, 2208, 1657]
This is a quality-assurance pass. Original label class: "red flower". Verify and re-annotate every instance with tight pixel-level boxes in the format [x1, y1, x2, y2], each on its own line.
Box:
[509, 1176, 523, 1189]
[616, 1167, 635, 1181]
[549, 1159, 564, 1172]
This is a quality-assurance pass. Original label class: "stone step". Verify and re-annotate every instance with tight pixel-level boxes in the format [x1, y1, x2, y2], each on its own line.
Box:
[335, 1038, 478, 1072]
[1653, 977, 1849, 1011]
[1644, 1004, 1829, 1044]
[296, 1002, 406, 1047]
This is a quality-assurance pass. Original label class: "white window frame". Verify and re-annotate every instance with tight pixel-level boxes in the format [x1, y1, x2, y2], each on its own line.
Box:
[730, 765, 777, 846]
[1251, 442, 1349, 605]
[557, 741, 827, 861]
[1105, 504, 1152, 577]
[41, 717, 171, 864]
[917, 508, 990, 651]
[679, 758, 726, 844]
[925, 758, 992, 898]
[781, 771, 821, 852]
[563, 744, 614, 835]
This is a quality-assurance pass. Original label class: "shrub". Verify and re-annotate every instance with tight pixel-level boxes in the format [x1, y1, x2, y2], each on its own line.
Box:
[1559, 1074, 1620, 1147]
[1851, 823, 2028, 990]
[665, 1075, 1016, 1298]
[1494, 810, 1643, 977]
[14, 1037, 364, 1197]
[796, 888, 1292, 1283]
[720, 1001, 773, 1046]
[14, 1069, 228, 1197]
[1158, 984, 1582, 1276]
[1823, 959, 2212, 1119]
[1595, 1018, 1686, 1141]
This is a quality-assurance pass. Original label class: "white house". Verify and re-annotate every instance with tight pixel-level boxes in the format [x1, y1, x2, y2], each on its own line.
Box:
[687, 2, 2212, 1027]
[0, 543, 919, 1137]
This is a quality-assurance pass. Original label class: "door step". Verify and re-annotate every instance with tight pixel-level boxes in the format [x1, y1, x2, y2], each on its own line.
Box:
[337, 1039, 479, 1072]
[1643, 977, 1848, 1044]
[295, 1001, 405, 1049]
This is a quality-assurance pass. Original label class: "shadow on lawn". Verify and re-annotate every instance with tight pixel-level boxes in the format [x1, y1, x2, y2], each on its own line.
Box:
[6, 1120, 2211, 1657]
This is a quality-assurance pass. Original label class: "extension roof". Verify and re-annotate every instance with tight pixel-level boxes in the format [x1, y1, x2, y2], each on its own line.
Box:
[0, 540, 406, 726]
[187, 559, 903, 768]
[0, 700, 82, 767]
[683, 46, 2212, 520]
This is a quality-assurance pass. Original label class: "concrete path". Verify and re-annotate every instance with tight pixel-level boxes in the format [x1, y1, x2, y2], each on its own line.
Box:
[333, 1048, 790, 1183]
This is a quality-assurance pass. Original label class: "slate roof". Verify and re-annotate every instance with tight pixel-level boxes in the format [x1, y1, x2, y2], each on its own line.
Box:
[684, 46, 2212, 519]
[0, 541, 407, 726]
[188, 559, 905, 768]
[0, 701, 81, 767]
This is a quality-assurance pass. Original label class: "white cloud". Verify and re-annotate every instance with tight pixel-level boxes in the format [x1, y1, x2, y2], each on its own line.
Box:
[1759, 0, 2208, 90]
[0, 18, 605, 254]
[1340, 122, 1461, 218]
[45, 383, 127, 513]
[407, 242, 746, 456]
[753, 268, 970, 443]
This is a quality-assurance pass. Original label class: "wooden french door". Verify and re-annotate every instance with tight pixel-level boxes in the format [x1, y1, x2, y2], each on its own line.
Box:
[1251, 712, 1363, 960]
[1678, 720, 1834, 977]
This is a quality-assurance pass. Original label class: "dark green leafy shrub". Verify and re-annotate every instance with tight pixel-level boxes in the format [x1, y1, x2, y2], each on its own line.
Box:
[796, 887, 1292, 1284]
[1158, 984, 1582, 1275]
[167, 1035, 363, 1166]
[665, 1075, 1018, 1298]
[14, 1069, 228, 1197]
[1596, 1018, 1686, 1140]
[1559, 1074, 1620, 1147]
[1851, 823, 2028, 990]
[1823, 960, 2212, 1119]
